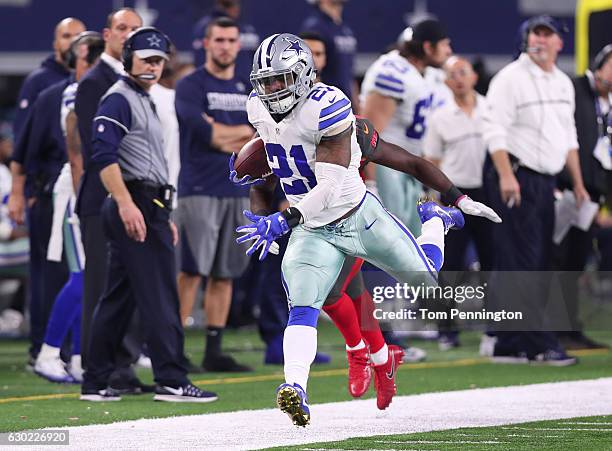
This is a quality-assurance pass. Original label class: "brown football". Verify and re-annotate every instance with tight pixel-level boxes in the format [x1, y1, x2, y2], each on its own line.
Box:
[233, 137, 272, 179]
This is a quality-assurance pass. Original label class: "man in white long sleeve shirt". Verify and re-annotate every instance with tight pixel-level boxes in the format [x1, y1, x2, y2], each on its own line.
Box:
[482, 15, 588, 366]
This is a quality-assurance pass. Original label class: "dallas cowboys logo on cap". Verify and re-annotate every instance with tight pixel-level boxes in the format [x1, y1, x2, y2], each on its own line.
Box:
[147, 34, 162, 48]
[130, 27, 171, 60]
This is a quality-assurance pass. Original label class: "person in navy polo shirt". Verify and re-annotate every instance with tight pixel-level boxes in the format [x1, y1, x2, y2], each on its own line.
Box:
[8, 17, 85, 368]
[175, 17, 254, 372]
[72, 8, 151, 394]
[81, 27, 217, 403]
[300, 0, 357, 100]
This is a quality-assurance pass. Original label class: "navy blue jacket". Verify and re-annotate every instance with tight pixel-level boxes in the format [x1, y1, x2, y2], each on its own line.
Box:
[175, 67, 250, 198]
[12, 78, 71, 198]
[74, 59, 119, 217]
[301, 7, 357, 98]
[13, 55, 70, 144]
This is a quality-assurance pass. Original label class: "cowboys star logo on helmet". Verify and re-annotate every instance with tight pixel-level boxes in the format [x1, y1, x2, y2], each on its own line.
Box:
[282, 38, 305, 60]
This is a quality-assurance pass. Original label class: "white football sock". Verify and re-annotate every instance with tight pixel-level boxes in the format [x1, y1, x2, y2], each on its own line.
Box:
[38, 343, 61, 360]
[417, 217, 445, 251]
[370, 343, 389, 366]
[283, 325, 317, 390]
[346, 339, 366, 351]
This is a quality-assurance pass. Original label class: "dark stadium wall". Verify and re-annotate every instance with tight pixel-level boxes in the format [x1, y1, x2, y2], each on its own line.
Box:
[0, 0, 575, 56]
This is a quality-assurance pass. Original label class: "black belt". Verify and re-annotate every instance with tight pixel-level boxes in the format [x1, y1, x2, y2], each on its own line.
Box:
[517, 165, 556, 180]
[125, 180, 175, 210]
[508, 154, 555, 180]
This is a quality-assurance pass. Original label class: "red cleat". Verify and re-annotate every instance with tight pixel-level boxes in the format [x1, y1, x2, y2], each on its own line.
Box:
[347, 346, 372, 397]
[372, 345, 404, 410]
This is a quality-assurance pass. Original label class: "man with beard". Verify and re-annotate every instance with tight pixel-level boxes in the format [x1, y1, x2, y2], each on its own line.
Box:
[8, 17, 85, 368]
[175, 17, 254, 372]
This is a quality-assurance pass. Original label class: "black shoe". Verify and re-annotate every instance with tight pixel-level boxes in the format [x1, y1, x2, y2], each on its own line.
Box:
[183, 357, 206, 374]
[110, 378, 155, 395]
[530, 350, 578, 366]
[153, 383, 218, 403]
[202, 354, 253, 372]
[559, 332, 609, 351]
[80, 386, 122, 402]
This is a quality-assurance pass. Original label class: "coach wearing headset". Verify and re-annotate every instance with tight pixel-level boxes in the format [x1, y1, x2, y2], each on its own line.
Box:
[482, 15, 589, 365]
[81, 27, 217, 403]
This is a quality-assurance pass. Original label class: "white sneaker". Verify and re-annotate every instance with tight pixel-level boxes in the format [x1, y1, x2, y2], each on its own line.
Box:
[402, 346, 427, 363]
[68, 355, 84, 382]
[34, 355, 75, 384]
[0, 308, 24, 337]
[479, 334, 498, 357]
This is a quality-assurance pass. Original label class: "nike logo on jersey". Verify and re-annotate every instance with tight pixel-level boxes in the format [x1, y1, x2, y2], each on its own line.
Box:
[386, 352, 396, 379]
[362, 121, 369, 134]
[365, 219, 377, 230]
[328, 95, 337, 103]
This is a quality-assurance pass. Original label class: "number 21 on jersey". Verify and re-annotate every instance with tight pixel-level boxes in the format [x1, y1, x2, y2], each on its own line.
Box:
[265, 143, 317, 195]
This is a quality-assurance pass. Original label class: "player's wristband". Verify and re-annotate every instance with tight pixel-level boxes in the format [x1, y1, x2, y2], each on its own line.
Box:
[440, 185, 465, 206]
[281, 207, 303, 228]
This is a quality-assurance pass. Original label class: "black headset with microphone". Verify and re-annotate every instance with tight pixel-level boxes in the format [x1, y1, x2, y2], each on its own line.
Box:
[519, 15, 568, 54]
[593, 44, 612, 71]
[66, 31, 104, 70]
[122, 26, 172, 79]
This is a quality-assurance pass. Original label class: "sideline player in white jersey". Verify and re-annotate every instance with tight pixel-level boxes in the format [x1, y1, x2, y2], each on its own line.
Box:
[34, 32, 104, 384]
[232, 33, 496, 427]
[360, 19, 452, 234]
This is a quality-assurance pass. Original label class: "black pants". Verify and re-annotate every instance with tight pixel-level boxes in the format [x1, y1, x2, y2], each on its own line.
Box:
[438, 187, 494, 333]
[26, 195, 69, 359]
[483, 161, 562, 356]
[84, 188, 187, 389]
[553, 224, 597, 332]
[80, 214, 141, 379]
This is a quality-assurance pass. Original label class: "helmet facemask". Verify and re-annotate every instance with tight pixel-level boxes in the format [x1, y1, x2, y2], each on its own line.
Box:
[251, 34, 316, 115]
[251, 61, 312, 114]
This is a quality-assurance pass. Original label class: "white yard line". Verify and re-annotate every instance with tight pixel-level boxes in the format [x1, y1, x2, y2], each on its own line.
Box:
[29, 378, 612, 450]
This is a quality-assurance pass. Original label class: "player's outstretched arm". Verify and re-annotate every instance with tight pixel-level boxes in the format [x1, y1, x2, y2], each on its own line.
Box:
[356, 117, 501, 223]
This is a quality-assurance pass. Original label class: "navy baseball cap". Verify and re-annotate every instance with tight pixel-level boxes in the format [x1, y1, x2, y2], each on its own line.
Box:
[129, 28, 170, 60]
[527, 15, 564, 35]
[412, 19, 448, 43]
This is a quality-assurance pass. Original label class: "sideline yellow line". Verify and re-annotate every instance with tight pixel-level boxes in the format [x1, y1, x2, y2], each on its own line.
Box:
[0, 357, 491, 405]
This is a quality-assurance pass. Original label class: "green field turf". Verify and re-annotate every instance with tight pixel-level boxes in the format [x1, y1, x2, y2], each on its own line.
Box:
[276, 415, 612, 450]
[0, 323, 610, 432]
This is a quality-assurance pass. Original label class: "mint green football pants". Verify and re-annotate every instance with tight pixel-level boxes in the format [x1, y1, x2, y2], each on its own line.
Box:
[376, 164, 423, 236]
[281, 192, 438, 310]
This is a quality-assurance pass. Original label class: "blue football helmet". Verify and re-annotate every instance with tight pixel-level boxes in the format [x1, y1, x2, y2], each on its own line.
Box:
[250, 33, 316, 114]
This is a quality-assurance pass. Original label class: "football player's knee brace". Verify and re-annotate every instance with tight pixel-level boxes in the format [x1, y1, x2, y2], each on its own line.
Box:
[295, 162, 347, 226]
[287, 306, 320, 328]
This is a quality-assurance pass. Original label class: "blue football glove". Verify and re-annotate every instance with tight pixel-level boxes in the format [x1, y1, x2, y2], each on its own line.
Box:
[229, 153, 265, 186]
[236, 210, 290, 261]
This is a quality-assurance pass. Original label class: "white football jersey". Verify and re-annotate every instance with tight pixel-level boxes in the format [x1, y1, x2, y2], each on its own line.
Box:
[60, 81, 78, 138]
[247, 82, 365, 228]
[360, 50, 434, 155]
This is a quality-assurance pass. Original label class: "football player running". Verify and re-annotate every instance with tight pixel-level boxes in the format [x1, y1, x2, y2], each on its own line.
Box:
[232, 33, 500, 427]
